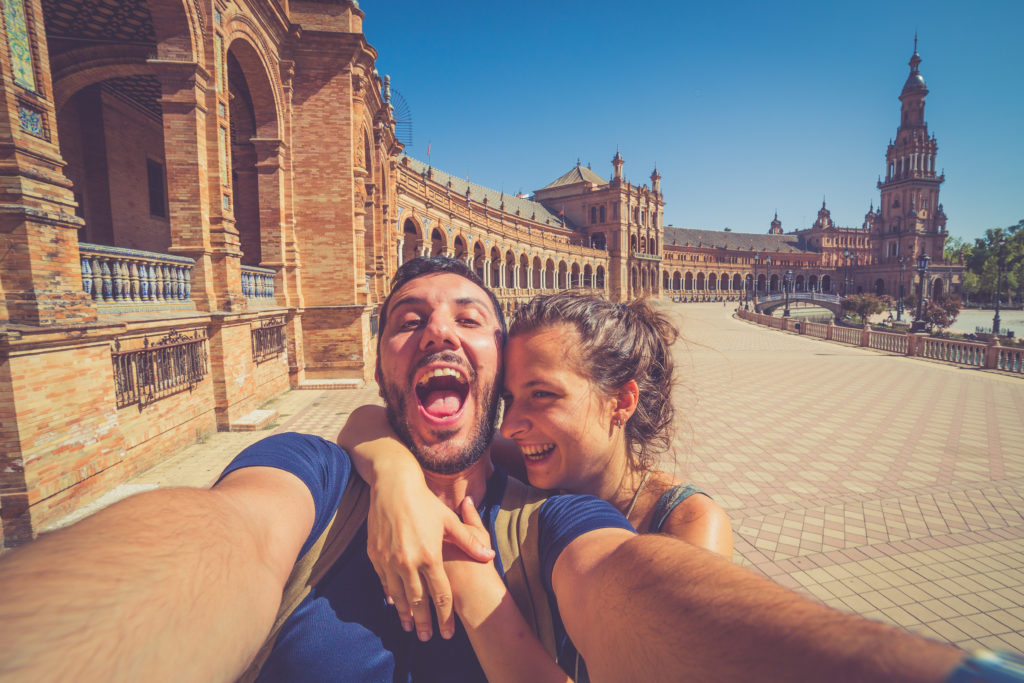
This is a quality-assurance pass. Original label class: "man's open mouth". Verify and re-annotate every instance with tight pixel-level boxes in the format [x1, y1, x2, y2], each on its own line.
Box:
[415, 367, 470, 422]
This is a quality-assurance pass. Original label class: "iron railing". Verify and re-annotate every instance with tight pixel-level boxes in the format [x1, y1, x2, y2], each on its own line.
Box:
[112, 329, 208, 408]
[252, 316, 286, 364]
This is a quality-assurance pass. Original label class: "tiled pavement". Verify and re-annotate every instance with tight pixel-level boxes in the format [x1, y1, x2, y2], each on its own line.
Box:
[60, 303, 1024, 652]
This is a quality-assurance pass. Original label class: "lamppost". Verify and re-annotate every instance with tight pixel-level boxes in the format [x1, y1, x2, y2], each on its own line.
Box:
[752, 252, 760, 306]
[783, 270, 793, 317]
[994, 236, 1006, 336]
[743, 277, 750, 311]
[897, 256, 906, 322]
[842, 249, 854, 296]
[911, 253, 930, 333]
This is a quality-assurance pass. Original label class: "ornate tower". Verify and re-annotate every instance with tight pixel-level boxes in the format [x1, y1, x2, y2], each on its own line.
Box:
[875, 38, 947, 264]
[769, 211, 783, 234]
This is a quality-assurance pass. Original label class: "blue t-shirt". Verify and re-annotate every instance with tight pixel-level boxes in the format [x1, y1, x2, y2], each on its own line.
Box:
[219, 432, 633, 682]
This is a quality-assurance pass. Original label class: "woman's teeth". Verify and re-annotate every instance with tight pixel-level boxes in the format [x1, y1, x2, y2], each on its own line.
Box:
[522, 443, 555, 460]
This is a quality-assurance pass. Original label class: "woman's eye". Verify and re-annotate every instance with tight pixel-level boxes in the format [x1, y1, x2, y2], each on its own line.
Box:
[532, 390, 555, 399]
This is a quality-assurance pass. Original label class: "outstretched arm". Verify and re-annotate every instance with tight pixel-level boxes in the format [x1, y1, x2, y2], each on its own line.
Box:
[553, 532, 963, 682]
[0, 466, 313, 682]
[338, 404, 493, 640]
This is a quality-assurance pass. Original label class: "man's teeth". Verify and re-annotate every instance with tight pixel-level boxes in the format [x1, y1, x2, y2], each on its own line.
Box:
[522, 443, 555, 459]
[417, 367, 467, 385]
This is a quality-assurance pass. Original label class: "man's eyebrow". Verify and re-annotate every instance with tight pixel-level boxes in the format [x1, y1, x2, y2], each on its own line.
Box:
[388, 296, 428, 312]
[454, 296, 490, 309]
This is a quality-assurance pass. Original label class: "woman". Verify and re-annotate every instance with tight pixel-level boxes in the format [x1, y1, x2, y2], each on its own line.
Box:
[339, 292, 732, 681]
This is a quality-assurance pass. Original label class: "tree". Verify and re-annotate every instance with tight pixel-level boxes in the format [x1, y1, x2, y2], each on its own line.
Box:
[920, 294, 962, 332]
[841, 293, 886, 325]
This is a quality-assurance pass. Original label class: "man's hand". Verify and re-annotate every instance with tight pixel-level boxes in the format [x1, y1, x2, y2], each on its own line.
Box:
[367, 471, 494, 641]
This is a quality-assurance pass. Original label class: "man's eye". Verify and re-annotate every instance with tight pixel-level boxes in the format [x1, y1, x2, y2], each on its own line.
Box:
[501, 393, 514, 407]
[399, 319, 423, 330]
[458, 317, 481, 327]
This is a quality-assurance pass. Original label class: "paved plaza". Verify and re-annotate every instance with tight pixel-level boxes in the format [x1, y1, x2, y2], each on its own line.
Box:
[58, 303, 1024, 652]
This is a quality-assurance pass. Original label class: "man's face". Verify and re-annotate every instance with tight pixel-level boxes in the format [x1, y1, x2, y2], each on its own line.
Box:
[377, 272, 503, 474]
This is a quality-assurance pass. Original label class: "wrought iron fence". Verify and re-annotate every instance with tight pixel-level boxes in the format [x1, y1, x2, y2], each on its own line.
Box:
[112, 329, 208, 408]
[252, 316, 287, 364]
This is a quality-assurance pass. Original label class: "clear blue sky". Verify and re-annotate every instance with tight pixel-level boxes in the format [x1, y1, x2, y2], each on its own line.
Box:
[363, 1, 1022, 245]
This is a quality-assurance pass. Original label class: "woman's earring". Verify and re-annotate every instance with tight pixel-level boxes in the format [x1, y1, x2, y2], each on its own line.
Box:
[613, 417, 622, 427]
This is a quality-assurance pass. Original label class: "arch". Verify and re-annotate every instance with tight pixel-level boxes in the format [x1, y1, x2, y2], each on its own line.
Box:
[430, 228, 446, 257]
[519, 253, 529, 289]
[875, 278, 886, 296]
[732, 273, 742, 291]
[663, 271, 670, 291]
[630, 235, 638, 253]
[225, 34, 281, 139]
[795, 275, 805, 292]
[490, 247, 502, 288]
[696, 272, 705, 291]
[472, 241, 485, 280]
[505, 250, 516, 289]
[770, 274, 780, 293]
[708, 273, 717, 291]
[558, 260, 568, 289]
[402, 218, 422, 264]
[650, 236, 658, 253]
[640, 236, 647, 254]
[631, 266, 639, 296]
[584, 263, 593, 288]
[599, 205, 606, 222]
[822, 275, 832, 293]
[590, 232, 606, 250]
[640, 268, 648, 292]
[570, 262, 581, 288]
[685, 272, 693, 291]
[532, 256, 542, 289]
[453, 235, 467, 261]
[932, 277, 944, 299]
[808, 274, 819, 291]
[745, 274, 754, 294]
[545, 258, 556, 290]
[672, 272, 682, 291]
[595, 265, 606, 289]
[719, 273, 729, 290]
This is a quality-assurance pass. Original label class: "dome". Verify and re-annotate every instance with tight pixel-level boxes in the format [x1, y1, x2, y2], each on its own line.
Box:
[902, 71, 926, 94]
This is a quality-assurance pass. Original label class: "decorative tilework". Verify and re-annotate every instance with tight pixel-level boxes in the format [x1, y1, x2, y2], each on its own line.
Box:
[219, 125, 229, 184]
[214, 33, 224, 93]
[218, 102, 226, 118]
[4, 0, 36, 90]
[17, 104, 44, 137]
[222, 193, 230, 211]
[214, 8, 221, 24]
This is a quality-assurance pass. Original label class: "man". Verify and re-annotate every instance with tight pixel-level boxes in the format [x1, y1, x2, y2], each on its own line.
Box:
[0, 257, 1002, 682]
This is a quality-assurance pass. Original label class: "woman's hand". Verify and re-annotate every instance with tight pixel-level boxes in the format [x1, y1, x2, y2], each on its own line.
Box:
[367, 472, 494, 642]
[443, 497, 506, 627]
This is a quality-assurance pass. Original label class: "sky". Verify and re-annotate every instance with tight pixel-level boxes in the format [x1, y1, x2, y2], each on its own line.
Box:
[361, 1, 1022, 245]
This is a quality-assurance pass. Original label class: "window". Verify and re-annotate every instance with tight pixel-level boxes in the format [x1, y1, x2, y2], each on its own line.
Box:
[599, 205, 606, 222]
[147, 159, 167, 218]
[590, 207, 597, 224]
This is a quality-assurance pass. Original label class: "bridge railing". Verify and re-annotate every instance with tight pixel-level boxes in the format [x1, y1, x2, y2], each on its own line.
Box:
[736, 307, 1021, 376]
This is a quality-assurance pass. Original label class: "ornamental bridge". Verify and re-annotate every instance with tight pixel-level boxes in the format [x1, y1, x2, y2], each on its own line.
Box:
[754, 292, 844, 318]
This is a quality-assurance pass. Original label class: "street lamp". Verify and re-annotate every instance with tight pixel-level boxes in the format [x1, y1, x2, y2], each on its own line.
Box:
[994, 236, 1006, 336]
[752, 252, 761, 306]
[842, 249, 854, 296]
[783, 270, 793, 317]
[897, 256, 906, 322]
[911, 253, 930, 333]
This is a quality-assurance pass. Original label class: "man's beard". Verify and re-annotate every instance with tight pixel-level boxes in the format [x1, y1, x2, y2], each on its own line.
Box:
[381, 354, 501, 475]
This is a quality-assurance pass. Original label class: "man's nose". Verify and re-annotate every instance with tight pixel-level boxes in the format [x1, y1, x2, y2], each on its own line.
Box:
[419, 314, 459, 351]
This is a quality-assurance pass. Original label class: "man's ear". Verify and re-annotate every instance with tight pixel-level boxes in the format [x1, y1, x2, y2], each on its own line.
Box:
[612, 379, 639, 424]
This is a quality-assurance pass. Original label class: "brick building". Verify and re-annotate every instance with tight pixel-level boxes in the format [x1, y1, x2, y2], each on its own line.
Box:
[0, 0, 960, 549]
[659, 42, 961, 304]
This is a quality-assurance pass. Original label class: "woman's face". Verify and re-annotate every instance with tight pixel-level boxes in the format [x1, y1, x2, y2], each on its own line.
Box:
[500, 323, 619, 493]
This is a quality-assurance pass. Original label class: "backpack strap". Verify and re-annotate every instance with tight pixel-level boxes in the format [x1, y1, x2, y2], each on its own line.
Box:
[494, 475, 558, 662]
[237, 473, 370, 683]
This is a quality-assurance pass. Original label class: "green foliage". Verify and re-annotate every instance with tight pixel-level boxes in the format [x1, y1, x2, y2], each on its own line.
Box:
[841, 293, 887, 324]
[920, 294, 962, 332]
[961, 220, 1024, 303]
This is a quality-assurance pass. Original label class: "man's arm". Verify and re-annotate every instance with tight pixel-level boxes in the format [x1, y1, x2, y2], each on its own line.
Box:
[552, 532, 964, 683]
[0, 466, 313, 682]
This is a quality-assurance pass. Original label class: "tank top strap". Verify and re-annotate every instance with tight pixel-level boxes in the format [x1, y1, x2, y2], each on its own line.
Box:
[648, 483, 705, 534]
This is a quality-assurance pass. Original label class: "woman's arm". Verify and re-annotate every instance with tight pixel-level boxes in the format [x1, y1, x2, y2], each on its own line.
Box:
[446, 498, 571, 683]
[661, 493, 734, 558]
[337, 405, 493, 640]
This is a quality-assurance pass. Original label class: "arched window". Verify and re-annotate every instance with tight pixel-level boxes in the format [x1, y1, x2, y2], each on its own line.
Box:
[590, 207, 597, 224]
[599, 205, 606, 222]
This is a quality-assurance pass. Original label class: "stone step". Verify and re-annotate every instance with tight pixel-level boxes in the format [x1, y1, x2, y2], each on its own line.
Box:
[298, 379, 365, 390]
[229, 409, 278, 431]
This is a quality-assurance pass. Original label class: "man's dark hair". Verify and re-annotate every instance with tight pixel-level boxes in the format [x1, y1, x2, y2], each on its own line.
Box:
[376, 257, 507, 359]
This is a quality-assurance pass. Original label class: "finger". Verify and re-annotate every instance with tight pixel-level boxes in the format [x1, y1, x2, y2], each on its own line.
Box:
[459, 496, 486, 532]
[384, 568, 413, 632]
[421, 565, 455, 639]
[398, 564, 433, 641]
[444, 508, 494, 562]
[374, 570, 394, 605]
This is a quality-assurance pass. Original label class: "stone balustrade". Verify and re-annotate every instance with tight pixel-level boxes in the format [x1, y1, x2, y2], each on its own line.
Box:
[737, 308, 1022, 376]
[242, 265, 276, 302]
[79, 242, 194, 308]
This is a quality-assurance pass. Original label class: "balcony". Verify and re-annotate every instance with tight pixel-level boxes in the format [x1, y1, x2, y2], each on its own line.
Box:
[79, 242, 195, 312]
